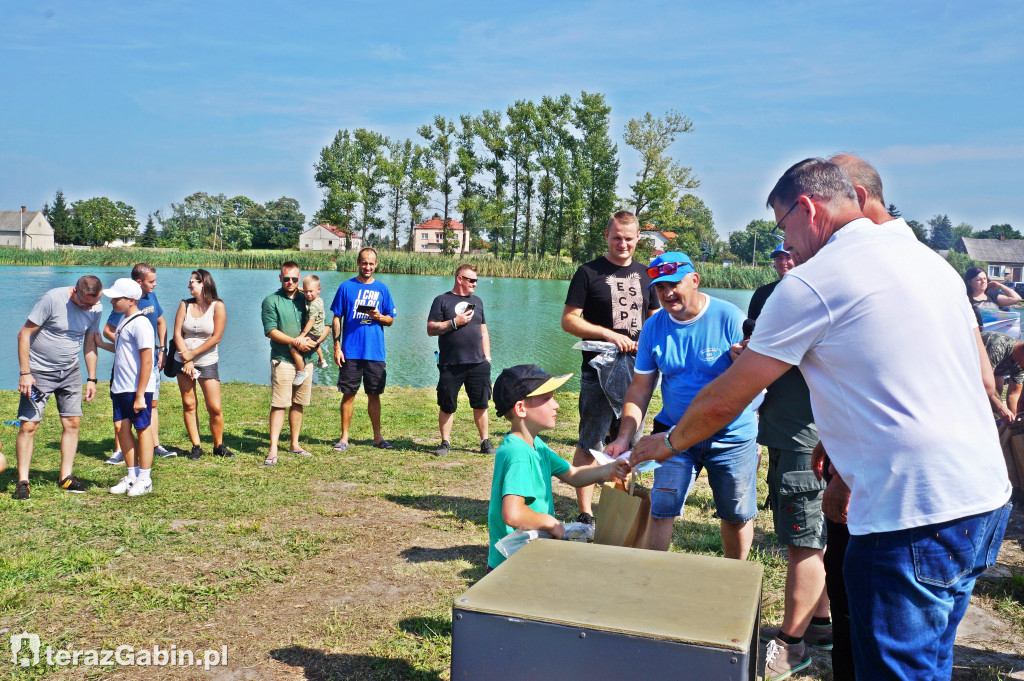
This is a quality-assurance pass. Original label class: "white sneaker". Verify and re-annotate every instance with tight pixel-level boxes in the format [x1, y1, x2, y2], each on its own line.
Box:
[292, 370, 308, 386]
[110, 475, 134, 495]
[318, 359, 328, 369]
[127, 479, 153, 497]
[105, 450, 125, 465]
[154, 445, 176, 458]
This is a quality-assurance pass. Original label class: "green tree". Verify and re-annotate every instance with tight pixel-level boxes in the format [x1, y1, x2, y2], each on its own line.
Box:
[927, 214, 954, 250]
[313, 130, 360, 229]
[353, 128, 388, 242]
[419, 116, 460, 255]
[263, 197, 305, 249]
[71, 197, 138, 245]
[906, 219, 929, 243]
[476, 109, 509, 257]
[666, 194, 720, 261]
[139, 213, 159, 247]
[952, 222, 974, 243]
[405, 144, 436, 250]
[506, 99, 537, 259]
[455, 114, 482, 248]
[534, 95, 571, 257]
[573, 91, 619, 261]
[624, 110, 699, 225]
[43, 189, 75, 244]
[728, 219, 778, 265]
[381, 138, 413, 249]
[887, 203, 901, 219]
[946, 250, 985, 276]
[974, 223, 1023, 240]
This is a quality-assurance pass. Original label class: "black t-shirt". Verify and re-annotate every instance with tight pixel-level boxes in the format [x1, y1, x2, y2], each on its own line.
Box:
[428, 291, 486, 366]
[564, 257, 659, 378]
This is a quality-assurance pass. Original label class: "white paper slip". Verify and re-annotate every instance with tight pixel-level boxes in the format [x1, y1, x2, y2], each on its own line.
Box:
[589, 448, 661, 473]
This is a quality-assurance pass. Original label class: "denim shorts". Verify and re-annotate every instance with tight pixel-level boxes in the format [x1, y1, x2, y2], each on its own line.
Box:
[650, 435, 759, 523]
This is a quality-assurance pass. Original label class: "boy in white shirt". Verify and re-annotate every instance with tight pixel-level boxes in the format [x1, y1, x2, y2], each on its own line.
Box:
[103, 278, 157, 497]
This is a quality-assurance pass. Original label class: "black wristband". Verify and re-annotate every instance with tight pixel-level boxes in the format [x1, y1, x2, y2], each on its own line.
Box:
[19, 371, 31, 376]
[87, 378, 98, 383]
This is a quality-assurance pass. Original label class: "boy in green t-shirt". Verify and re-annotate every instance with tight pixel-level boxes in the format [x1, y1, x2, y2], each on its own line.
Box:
[487, 364, 631, 570]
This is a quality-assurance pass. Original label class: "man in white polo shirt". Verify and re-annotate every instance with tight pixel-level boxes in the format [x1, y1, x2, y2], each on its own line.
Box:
[631, 157, 1011, 681]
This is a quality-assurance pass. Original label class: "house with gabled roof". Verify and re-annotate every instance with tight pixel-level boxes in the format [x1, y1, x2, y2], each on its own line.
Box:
[413, 216, 470, 254]
[955, 237, 1024, 282]
[299, 224, 363, 252]
[640, 228, 677, 256]
[0, 210, 56, 250]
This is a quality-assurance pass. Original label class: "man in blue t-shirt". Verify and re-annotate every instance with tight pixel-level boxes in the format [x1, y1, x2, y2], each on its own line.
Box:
[101, 263, 173, 461]
[330, 248, 397, 451]
[605, 252, 758, 559]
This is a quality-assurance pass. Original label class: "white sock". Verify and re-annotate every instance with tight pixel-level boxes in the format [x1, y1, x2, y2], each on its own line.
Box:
[137, 468, 151, 483]
[130, 466, 140, 479]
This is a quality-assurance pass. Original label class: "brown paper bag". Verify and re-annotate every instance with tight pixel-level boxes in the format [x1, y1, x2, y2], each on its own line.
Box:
[593, 477, 651, 549]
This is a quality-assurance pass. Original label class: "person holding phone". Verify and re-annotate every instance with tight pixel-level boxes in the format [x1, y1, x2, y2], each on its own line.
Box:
[330, 248, 397, 451]
[427, 264, 492, 457]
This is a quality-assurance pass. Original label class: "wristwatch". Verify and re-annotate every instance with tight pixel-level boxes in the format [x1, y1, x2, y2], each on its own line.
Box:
[663, 425, 683, 456]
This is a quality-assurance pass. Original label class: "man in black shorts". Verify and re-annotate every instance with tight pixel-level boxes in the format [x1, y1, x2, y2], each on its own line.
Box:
[427, 264, 492, 457]
[561, 210, 660, 525]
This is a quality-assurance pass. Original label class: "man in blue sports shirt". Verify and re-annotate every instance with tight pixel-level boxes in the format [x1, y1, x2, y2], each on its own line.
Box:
[330, 247, 397, 451]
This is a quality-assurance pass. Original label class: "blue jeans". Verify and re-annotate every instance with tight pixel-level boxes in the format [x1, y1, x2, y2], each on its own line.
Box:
[650, 435, 759, 523]
[844, 502, 1011, 681]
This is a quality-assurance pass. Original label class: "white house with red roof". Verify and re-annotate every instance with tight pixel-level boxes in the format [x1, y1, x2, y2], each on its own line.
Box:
[413, 216, 470, 254]
[299, 224, 363, 251]
[640, 228, 677, 256]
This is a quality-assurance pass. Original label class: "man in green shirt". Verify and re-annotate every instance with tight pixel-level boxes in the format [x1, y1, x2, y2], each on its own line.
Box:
[261, 261, 317, 466]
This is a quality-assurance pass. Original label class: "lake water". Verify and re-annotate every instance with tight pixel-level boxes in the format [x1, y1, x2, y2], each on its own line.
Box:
[0, 265, 755, 391]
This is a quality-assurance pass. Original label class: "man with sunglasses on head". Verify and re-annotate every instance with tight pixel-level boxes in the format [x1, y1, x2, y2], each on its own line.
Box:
[631, 158, 1010, 681]
[562, 210, 661, 527]
[262, 261, 318, 465]
[427, 264, 493, 457]
[606, 252, 758, 560]
[13, 275, 103, 499]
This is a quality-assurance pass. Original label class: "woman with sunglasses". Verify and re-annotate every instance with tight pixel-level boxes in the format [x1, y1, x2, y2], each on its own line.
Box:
[172, 269, 230, 460]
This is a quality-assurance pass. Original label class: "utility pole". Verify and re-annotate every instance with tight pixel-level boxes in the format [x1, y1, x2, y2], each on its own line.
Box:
[20, 206, 26, 249]
[752, 230, 756, 265]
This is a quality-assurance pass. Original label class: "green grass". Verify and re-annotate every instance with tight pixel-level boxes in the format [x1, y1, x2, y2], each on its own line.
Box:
[0, 384, 1017, 680]
[0, 247, 777, 287]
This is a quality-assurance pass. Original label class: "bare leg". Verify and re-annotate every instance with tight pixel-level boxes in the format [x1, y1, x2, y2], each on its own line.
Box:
[290, 346, 305, 373]
[649, 516, 675, 551]
[780, 546, 828, 637]
[58, 416, 80, 480]
[115, 419, 138, 469]
[473, 407, 489, 441]
[16, 421, 38, 481]
[199, 378, 224, 447]
[136, 426, 154, 471]
[439, 410, 454, 442]
[367, 394, 383, 443]
[720, 519, 753, 561]
[268, 406, 286, 458]
[177, 374, 201, 446]
[339, 394, 356, 443]
[288, 404, 304, 451]
[573, 446, 596, 515]
[150, 398, 162, 447]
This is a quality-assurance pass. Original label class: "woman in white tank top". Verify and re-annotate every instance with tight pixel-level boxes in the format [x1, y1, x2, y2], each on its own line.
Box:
[173, 269, 229, 460]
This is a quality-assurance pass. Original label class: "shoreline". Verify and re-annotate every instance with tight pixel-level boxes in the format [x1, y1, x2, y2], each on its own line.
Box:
[0, 246, 777, 289]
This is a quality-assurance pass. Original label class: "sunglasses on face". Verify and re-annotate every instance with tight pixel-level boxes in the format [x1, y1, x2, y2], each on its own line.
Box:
[646, 262, 689, 279]
[461, 276, 478, 284]
[282, 276, 299, 283]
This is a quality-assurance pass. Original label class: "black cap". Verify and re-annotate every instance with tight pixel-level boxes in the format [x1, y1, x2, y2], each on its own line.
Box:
[493, 364, 572, 416]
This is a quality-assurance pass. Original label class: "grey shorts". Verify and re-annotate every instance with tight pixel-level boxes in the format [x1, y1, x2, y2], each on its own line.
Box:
[576, 374, 643, 454]
[18, 366, 84, 422]
[766, 447, 827, 549]
[178, 362, 220, 381]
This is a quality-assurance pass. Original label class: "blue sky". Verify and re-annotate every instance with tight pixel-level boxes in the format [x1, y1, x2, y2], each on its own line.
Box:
[3, 1, 1023, 237]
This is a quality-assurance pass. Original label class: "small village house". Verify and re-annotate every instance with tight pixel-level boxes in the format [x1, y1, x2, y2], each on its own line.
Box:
[639, 227, 677, 256]
[955, 237, 1024, 282]
[0, 209, 56, 250]
[299, 224, 363, 252]
[413, 216, 470, 254]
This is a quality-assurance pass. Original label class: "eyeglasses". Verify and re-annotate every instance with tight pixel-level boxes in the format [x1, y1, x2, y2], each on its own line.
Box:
[461, 276, 478, 284]
[282, 276, 299, 283]
[646, 262, 690, 280]
[772, 195, 812, 239]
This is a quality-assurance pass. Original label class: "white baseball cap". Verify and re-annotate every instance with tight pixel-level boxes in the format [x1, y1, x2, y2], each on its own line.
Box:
[102, 277, 143, 300]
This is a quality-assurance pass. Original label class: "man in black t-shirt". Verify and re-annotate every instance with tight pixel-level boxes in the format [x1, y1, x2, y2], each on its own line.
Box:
[561, 210, 660, 525]
[427, 264, 493, 457]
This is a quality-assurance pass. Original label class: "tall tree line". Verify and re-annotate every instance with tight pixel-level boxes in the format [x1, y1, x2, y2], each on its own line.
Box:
[313, 92, 709, 261]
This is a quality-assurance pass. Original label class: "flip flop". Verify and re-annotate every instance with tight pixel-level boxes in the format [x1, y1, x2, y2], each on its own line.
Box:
[263, 454, 278, 466]
[289, 448, 312, 457]
[374, 440, 394, 450]
[332, 441, 350, 452]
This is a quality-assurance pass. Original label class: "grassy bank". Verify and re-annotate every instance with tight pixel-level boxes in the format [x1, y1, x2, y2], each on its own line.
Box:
[3, 383, 1019, 680]
[0, 247, 777, 288]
